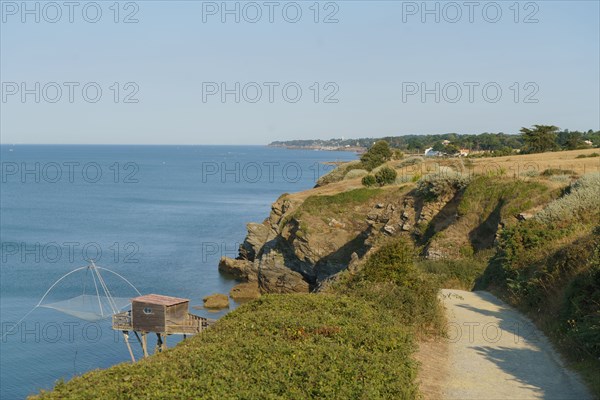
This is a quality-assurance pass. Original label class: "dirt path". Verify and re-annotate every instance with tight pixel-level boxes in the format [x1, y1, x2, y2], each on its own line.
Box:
[430, 289, 592, 400]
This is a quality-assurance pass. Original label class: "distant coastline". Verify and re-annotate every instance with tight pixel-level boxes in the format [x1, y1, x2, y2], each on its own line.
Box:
[268, 142, 366, 153]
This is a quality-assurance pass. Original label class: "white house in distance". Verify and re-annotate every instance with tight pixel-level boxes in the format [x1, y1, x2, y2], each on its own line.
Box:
[584, 140, 593, 147]
[424, 146, 470, 157]
[424, 147, 442, 157]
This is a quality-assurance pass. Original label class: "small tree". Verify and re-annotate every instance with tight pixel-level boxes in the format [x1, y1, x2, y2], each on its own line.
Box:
[375, 167, 397, 186]
[432, 142, 446, 152]
[445, 143, 460, 155]
[520, 125, 560, 153]
[362, 174, 377, 187]
[360, 140, 392, 171]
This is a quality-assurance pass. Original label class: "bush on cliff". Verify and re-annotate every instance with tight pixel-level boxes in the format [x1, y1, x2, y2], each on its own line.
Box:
[360, 140, 393, 171]
[374, 167, 397, 186]
[335, 238, 445, 336]
[362, 174, 377, 187]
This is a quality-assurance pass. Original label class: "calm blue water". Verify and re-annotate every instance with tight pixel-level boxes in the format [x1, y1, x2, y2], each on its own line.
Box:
[0, 145, 357, 399]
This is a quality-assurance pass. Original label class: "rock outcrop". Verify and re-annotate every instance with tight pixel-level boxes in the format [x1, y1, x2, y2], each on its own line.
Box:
[229, 282, 261, 300]
[218, 180, 478, 293]
[203, 293, 230, 309]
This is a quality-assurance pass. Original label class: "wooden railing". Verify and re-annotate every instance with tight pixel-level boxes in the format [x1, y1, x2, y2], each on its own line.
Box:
[112, 311, 214, 335]
[112, 311, 132, 330]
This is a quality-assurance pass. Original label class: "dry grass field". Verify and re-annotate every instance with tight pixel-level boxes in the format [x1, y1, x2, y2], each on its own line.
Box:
[288, 148, 600, 204]
[468, 148, 600, 176]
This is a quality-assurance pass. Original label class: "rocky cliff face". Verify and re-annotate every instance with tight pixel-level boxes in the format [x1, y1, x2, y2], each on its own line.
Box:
[219, 195, 311, 293]
[219, 185, 471, 294]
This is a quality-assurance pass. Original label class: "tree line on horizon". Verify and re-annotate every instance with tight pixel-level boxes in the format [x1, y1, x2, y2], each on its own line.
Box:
[270, 126, 600, 156]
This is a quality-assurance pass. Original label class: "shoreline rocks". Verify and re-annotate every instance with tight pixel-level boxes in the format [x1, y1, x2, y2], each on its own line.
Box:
[203, 293, 229, 309]
[229, 282, 261, 300]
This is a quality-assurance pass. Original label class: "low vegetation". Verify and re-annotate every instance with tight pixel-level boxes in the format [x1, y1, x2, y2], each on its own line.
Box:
[300, 188, 383, 215]
[479, 173, 600, 395]
[362, 167, 397, 187]
[416, 258, 487, 290]
[415, 172, 471, 201]
[576, 152, 599, 158]
[35, 238, 445, 400]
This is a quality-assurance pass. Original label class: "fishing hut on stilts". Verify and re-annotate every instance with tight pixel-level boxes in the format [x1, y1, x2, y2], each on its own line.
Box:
[12, 260, 214, 363]
[112, 294, 213, 362]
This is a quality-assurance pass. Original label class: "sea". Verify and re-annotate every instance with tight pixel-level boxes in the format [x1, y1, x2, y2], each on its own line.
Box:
[0, 145, 357, 399]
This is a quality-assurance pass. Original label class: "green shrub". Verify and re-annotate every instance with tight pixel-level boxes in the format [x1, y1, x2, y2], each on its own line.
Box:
[541, 168, 577, 177]
[417, 258, 486, 290]
[362, 174, 377, 187]
[374, 167, 397, 186]
[576, 152, 599, 158]
[341, 239, 444, 335]
[562, 242, 600, 357]
[360, 141, 392, 171]
[360, 240, 417, 285]
[392, 149, 405, 160]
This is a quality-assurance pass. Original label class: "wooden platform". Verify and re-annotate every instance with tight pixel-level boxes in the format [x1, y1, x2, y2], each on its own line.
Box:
[112, 311, 213, 335]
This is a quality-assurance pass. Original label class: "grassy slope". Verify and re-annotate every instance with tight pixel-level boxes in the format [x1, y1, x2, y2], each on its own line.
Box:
[35, 294, 424, 399]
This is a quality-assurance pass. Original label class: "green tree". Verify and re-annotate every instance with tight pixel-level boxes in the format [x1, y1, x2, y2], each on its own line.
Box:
[520, 125, 560, 153]
[360, 140, 393, 171]
[563, 131, 583, 150]
[432, 142, 446, 152]
[445, 143, 460, 155]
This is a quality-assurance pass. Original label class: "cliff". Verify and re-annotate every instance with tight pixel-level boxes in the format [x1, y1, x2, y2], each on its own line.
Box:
[218, 159, 561, 294]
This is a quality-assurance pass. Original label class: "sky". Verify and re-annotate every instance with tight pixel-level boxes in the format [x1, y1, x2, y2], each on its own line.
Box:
[1, 0, 599, 145]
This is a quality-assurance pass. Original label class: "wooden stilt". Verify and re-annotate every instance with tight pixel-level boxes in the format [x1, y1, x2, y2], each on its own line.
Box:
[162, 334, 167, 351]
[141, 332, 149, 358]
[155, 333, 162, 354]
[133, 331, 142, 347]
[122, 331, 136, 363]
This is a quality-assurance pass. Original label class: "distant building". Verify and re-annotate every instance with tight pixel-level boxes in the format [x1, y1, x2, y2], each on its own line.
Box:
[458, 148, 470, 157]
[424, 147, 442, 157]
[584, 140, 593, 147]
[442, 140, 451, 146]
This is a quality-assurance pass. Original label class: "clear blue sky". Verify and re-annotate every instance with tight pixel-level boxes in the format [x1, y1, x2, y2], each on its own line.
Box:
[1, 0, 599, 144]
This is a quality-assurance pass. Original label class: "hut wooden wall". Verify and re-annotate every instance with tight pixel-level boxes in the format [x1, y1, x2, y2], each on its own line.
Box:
[166, 303, 188, 326]
[132, 301, 166, 332]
